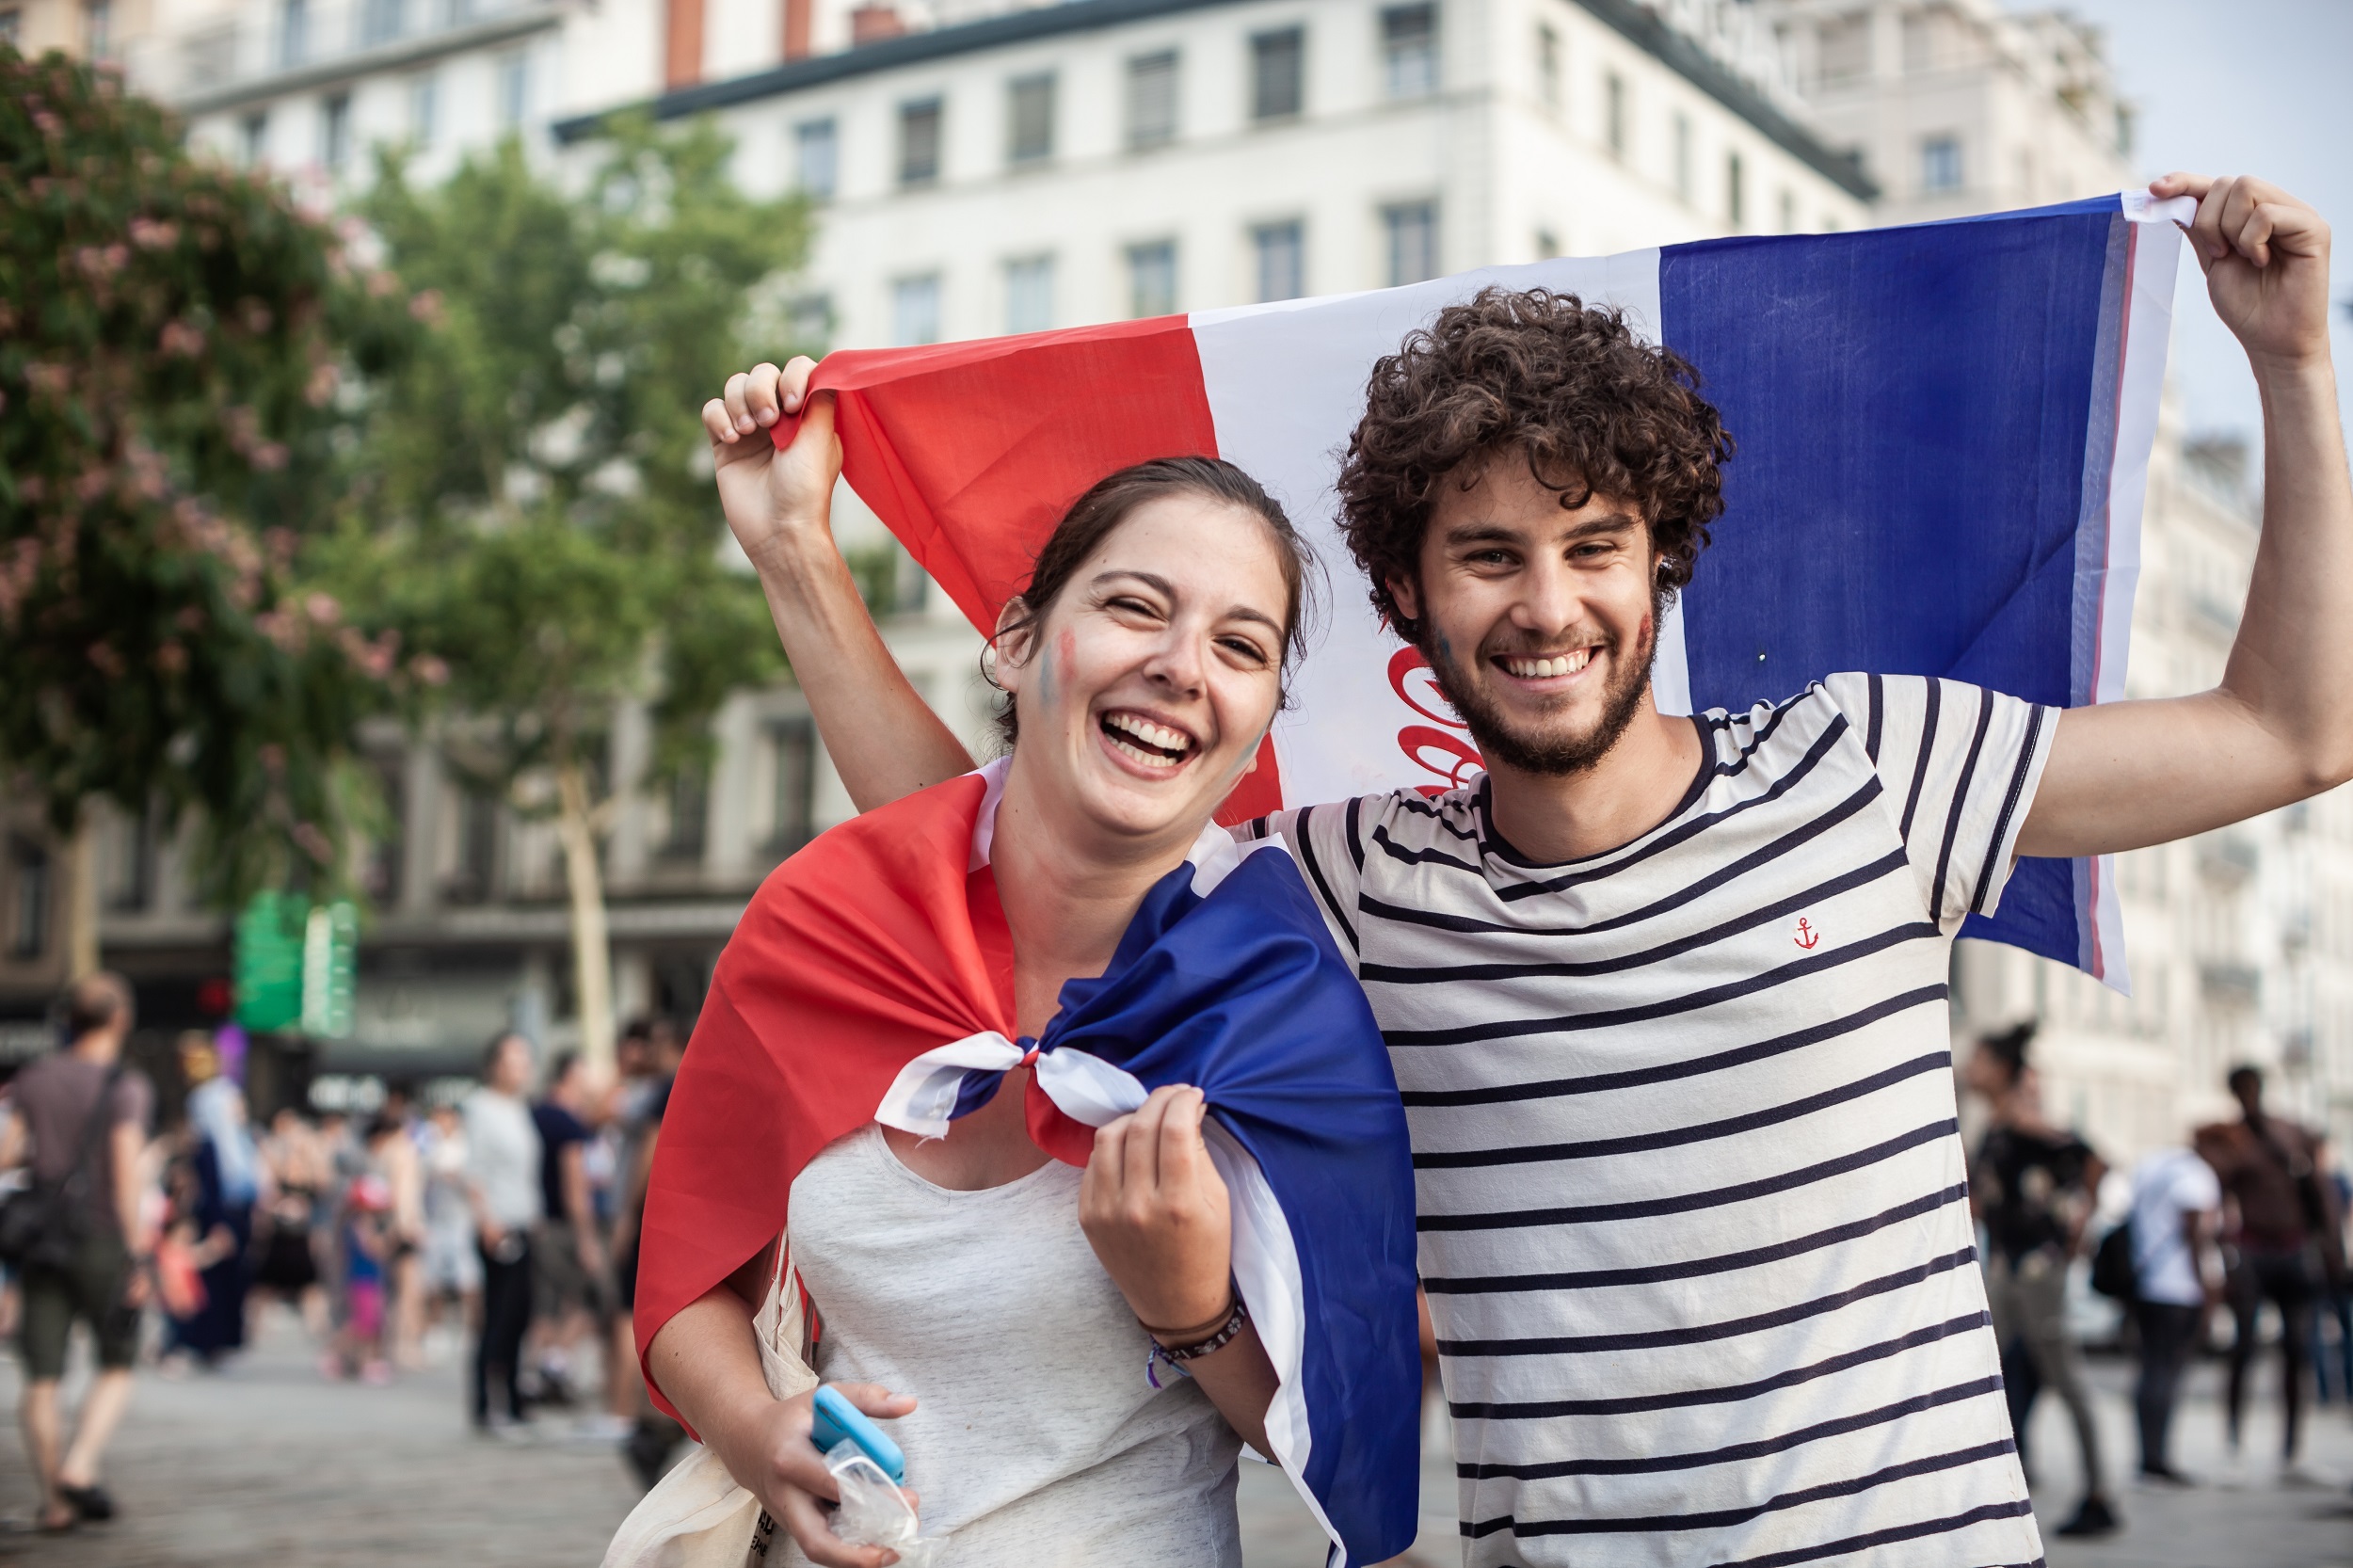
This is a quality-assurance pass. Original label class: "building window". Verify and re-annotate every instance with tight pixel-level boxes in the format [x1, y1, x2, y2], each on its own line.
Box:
[1535, 24, 1558, 111]
[1251, 220, 1303, 302]
[1534, 227, 1559, 259]
[445, 790, 499, 904]
[360, 761, 403, 905]
[279, 0, 307, 67]
[360, 0, 401, 45]
[892, 274, 941, 345]
[1381, 4, 1436, 100]
[8, 838, 49, 960]
[497, 48, 527, 128]
[767, 717, 817, 855]
[240, 110, 269, 166]
[661, 769, 709, 861]
[1921, 134, 1962, 194]
[409, 71, 437, 147]
[1382, 200, 1437, 285]
[1604, 69, 1625, 159]
[1127, 240, 1176, 317]
[0, 9, 22, 46]
[1005, 254, 1053, 334]
[321, 91, 351, 171]
[1778, 188, 1797, 232]
[1251, 26, 1304, 121]
[1725, 150, 1744, 226]
[794, 117, 838, 199]
[1673, 112, 1692, 203]
[83, 0, 110, 56]
[1817, 13, 1869, 84]
[1007, 72, 1055, 166]
[785, 292, 832, 353]
[899, 96, 942, 185]
[1126, 50, 1178, 150]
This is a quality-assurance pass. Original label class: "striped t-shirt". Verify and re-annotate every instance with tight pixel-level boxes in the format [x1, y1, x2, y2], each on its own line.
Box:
[1246, 673, 2054, 1568]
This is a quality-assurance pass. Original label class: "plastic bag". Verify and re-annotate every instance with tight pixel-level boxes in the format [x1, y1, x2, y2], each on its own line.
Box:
[823, 1440, 940, 1568]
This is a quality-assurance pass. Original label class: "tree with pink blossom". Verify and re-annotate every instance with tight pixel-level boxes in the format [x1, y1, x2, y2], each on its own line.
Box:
[0, 47, 425, 973]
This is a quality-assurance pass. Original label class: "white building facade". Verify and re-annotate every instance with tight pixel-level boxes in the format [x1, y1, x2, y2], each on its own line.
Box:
[12, 0, 1872, 1086]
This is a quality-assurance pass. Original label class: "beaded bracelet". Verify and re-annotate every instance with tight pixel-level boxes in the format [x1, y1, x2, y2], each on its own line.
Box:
[1144, 1296, 1250, 1388]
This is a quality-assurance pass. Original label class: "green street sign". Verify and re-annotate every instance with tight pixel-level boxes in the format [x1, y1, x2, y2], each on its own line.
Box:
[233, 893, 306, 1032]
[233, 893, 358, 1038]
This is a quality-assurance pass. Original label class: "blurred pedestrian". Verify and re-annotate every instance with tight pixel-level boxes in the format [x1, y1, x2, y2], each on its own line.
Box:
[252, 1107, 329, 1336]
[2313, 1144, 2353, 1404]
[463, 1032, 542, 1432]
[0, 974, 154, 1533]
[328, 1168, 397, 1384]
[527, 1050, 610, 1416]
[2125, 1143, 2223, 1484]
[1965, 1023, 2116, 1536]
[171, 1073, 259, 1367]
[2196, 1064, 2345, 1480]
[417, 1099, 481, 1356]
[609, 1016, 683, 1486]
[363, 1097, 426, 1368]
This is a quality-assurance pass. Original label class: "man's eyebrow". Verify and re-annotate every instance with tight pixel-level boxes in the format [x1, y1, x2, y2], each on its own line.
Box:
[1440, 511, 1644, 546]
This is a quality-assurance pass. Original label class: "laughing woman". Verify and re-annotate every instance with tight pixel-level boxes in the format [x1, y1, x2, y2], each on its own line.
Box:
[623, 363, 1419, 1568]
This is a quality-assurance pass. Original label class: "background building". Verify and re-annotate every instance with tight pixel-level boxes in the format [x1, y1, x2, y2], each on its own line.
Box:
[16, 0, 2345, 1161]
[3, 0, 1877, 1097]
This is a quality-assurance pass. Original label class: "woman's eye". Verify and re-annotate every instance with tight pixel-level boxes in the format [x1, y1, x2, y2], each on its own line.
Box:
[1217, 637, 1271, 665]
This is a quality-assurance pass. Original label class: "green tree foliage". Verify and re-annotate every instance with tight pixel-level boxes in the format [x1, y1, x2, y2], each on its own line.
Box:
[336, 118, 808, 1063]
[0, 48, 422, 962]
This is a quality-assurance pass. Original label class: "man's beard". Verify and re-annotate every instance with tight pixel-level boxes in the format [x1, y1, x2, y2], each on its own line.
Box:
[1423, 594, 1661, 777]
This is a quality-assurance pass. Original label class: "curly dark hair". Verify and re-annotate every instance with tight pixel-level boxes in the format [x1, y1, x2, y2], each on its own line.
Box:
[1335, 288, 1733, 643]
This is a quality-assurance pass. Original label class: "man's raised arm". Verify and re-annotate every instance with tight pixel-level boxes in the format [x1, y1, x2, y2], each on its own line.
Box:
[2020, 173, 2353, 858]
[705, 359, 979, 813]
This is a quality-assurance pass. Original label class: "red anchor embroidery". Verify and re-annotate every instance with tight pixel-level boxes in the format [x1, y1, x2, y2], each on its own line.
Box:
[1793, 918, 1821, 951]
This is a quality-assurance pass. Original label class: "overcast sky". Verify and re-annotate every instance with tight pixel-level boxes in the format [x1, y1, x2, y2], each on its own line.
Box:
[2027, 0, 2353, 456]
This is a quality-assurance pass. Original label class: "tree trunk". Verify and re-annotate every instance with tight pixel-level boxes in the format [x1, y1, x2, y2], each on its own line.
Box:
[554, 762, 616, 1077]
[66, 814, 100, 982]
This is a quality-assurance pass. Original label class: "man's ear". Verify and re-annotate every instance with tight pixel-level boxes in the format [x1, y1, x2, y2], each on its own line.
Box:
[1386, 570, 1422, 628]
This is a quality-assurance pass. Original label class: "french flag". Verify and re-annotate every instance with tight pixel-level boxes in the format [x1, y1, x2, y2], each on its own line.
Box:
[787, 192, 2190, 984]
[639, 761, 1422, 1566]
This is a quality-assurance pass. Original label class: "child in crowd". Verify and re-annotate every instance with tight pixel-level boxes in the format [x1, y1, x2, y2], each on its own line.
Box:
[328, 1173, 395, 1384]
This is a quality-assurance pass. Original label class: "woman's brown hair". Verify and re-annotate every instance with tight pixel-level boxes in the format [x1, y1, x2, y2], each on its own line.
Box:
[988, 456, 1314, 749]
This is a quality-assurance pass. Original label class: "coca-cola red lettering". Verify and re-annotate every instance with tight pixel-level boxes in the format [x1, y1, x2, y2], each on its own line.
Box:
[1387, 647, 1484, 792]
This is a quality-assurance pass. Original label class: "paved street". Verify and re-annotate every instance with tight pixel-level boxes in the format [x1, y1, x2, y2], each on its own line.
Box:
[1, 1318, 2346, 1566]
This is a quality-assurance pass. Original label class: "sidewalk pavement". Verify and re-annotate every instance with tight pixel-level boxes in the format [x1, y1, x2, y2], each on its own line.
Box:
[2, 1315, 2345, 1566]
[1236, 1354, 2353, 1568]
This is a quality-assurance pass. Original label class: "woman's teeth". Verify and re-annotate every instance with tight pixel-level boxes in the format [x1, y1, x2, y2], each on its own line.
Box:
[1103, 713, 1193, 769]
[1503, 650, 1594, 679]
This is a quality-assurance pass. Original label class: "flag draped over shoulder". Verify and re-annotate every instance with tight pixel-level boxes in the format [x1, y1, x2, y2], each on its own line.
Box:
[636, 760, 1421, 1567]
[780, 194, 2193, 989]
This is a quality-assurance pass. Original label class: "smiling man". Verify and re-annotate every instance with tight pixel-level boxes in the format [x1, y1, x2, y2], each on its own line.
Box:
[708, 172, 2350, 1567]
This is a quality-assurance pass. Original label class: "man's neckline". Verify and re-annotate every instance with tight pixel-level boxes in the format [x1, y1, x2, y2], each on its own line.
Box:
[1475, 714, 1717, 871]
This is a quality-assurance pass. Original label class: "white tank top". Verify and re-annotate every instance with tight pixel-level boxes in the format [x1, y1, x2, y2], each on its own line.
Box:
[784, 1125, 1242, 1568]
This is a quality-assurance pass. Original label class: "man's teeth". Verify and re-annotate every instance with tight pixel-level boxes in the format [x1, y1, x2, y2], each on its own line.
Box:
[1103, 712, 1193, 768]
[1503, 650, 1594, 679]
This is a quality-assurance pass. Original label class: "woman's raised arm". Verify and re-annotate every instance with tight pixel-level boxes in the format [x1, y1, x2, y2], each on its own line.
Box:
[706, 359, 979, 813]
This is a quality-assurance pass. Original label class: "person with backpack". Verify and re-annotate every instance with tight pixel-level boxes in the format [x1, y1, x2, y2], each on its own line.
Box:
[0, 973, 155, 1533]
[1963, 1024, 2116, 1536]
[2195, 1064, 2347, 1481]
[2122, 1143, 2224, 1484]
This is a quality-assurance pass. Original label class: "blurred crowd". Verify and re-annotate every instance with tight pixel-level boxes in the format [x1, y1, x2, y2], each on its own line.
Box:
[0, 973, 696, 1534]
[1961, 1023, 2352, 1543]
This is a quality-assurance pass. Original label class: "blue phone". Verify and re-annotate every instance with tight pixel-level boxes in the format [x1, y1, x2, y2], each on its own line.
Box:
[809, 1384, 906, 1484]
